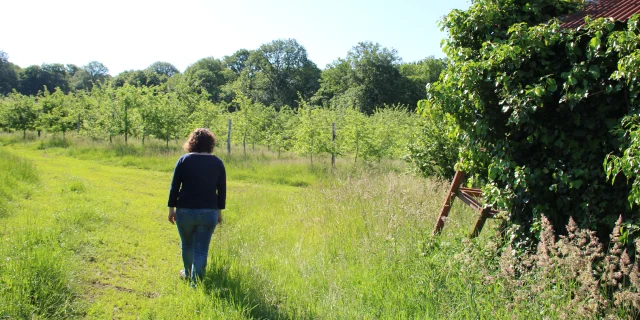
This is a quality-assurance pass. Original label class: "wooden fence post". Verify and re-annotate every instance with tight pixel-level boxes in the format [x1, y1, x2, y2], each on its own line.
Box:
[331, 122, 336, 168]
[37, 109, 41, 138]
[227, 119, 232, 155]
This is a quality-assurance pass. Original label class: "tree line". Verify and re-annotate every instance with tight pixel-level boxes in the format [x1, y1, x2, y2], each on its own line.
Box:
[0, 39, 446, 114]
[0, 84, 418, 165]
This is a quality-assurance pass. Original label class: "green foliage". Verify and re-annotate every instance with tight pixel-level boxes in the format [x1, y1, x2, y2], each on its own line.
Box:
[431, 0, 640, 245]
[146, 61, 180, 78]
[399, 56, 448, 105]
[0, 91, 38, 139]
[145, 90, 188, 147]
[232, 92, 269, 154]
[82, 84, 118, 140]
[69, 61, 110, 91]
[38, 88, 78, 139]
[0, 77, 418, 166]
[314, 42, 445, 114]
[0, 51, 20, 96]
[314, 42, 404, 114]
[407, 99, 460, 180]
[266, 105, 296, 156]
[187, 98, 228, 143]
[251, 39, 321, 108]
[360, 106, 414, 162]
[184, 57, 229, 103]
[112, 69, 162, 88]
[605, 115, 640, 207]
[293, 99, 333, 165]
[21, 64, 72, 95]
[604, 16, 640, 207]
[340, 106, 368, 162]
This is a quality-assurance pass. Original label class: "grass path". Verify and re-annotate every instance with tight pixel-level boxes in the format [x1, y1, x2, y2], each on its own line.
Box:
[4, 142, 514, 319]
[8, 146, 288, 318]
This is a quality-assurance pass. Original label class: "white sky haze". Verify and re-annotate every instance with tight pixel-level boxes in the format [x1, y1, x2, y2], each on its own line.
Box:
[1, 0, 471, 75]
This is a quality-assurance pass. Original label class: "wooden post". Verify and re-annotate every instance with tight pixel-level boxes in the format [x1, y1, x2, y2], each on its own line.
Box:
[124, 103, 128, 146]
[37, 109, 41, 138]
[77, 114, 81, 133]
[433, 171, 465, 235]
[331, 122, 336, 168]
[227, 119, 232, 155]
[470, 207, 492, 238]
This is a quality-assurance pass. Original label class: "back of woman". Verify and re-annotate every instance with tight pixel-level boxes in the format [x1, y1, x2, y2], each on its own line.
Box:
[167, 128, 226, 285]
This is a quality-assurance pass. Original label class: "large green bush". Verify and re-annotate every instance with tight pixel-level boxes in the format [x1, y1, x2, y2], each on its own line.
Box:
[428, 0, 640, 246]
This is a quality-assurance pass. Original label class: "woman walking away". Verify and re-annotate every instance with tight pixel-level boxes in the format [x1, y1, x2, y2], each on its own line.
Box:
[168, 128, 226, 284]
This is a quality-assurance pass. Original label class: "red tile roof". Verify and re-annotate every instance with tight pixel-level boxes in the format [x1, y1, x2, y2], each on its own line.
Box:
[561, 0, 640, 29]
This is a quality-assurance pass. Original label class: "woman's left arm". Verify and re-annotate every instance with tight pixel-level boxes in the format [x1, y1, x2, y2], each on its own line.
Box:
[167, 158, 182, 217]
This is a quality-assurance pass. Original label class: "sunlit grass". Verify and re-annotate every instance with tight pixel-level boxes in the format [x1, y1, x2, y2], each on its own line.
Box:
[0, 132, 566, 319]
[0, 149, 78, 318]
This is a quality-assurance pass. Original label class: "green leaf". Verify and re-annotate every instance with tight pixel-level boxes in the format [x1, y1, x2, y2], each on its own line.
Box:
[570, 179, 583, 189]
[546, 78, 557, 92]
[589, 65, 600, 78]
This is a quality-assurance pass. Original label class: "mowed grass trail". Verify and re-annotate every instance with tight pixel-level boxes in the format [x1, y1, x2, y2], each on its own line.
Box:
[3, 145, 267, 318]
[1, 140, 521, 319]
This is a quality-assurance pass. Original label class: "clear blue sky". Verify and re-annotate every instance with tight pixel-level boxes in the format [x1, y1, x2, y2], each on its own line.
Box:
[1, 0, 471, 75]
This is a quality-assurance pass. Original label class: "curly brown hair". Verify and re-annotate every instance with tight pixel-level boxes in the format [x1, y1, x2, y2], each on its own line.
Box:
[183, 128, 216, 153]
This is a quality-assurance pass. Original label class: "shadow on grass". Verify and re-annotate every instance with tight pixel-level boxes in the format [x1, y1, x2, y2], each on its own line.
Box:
[201, 260, 315, 320]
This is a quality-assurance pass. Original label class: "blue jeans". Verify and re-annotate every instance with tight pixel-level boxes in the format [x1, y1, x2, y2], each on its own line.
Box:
[175, 208, 219, 283]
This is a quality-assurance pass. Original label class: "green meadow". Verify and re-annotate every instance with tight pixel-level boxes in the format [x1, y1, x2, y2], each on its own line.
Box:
[1, 134, 567, 319]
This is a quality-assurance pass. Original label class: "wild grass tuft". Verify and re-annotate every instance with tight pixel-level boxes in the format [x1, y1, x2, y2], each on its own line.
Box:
[0, 231, 76, 318]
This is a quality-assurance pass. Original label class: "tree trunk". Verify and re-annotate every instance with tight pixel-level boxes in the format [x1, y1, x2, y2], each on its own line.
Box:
[310, 152, 313, 167]
[23, 130, 26, 140]
[243, 135, 246, 156]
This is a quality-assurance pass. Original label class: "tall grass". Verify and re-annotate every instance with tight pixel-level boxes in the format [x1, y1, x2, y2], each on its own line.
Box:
[204, 165, 517, 319]
[0, 150, 78, 318]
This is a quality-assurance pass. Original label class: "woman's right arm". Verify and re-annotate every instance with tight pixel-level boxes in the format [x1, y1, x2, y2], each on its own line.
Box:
[217, 162, 227, 210]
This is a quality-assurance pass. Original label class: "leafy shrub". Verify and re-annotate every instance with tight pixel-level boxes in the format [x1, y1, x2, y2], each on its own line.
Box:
[406, 99, 460, 180]
[429, 0, 640, 245]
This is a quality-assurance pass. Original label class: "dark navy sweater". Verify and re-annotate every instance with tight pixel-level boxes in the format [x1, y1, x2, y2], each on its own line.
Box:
[168, 153, 226, 209]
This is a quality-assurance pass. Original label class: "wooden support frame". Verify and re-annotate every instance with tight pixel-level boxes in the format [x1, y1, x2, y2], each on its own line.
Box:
[433, 171, 465, 235]
[433, 171, 499, 238]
